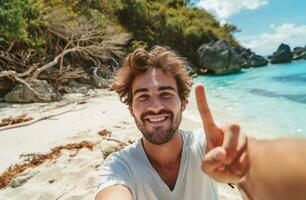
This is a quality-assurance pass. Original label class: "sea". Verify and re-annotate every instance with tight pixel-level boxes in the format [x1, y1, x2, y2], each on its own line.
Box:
[185, 60, 306, 139]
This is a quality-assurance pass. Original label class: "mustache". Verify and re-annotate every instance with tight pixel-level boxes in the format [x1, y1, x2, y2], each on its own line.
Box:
[141, 109, 173, 121]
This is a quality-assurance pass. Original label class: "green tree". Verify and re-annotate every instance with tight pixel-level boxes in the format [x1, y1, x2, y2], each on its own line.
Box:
[0, 0, 43, 49]
[116, 0, 240, 64]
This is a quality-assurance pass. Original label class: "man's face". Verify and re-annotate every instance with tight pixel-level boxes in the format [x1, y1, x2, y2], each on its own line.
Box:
[130, 68, 186, 145]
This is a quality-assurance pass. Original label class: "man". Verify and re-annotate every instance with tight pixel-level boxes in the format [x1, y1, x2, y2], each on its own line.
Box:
[95, 46, 249, 200]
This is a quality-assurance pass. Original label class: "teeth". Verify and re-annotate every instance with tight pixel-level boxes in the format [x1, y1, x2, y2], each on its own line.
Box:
[148, 116, 166, 122]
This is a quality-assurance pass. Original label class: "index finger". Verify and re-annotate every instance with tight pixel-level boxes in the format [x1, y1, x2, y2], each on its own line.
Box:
[195, 83, 216, 129]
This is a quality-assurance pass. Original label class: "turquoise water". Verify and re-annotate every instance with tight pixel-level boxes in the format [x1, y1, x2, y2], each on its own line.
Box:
[187, 60, 306, 139]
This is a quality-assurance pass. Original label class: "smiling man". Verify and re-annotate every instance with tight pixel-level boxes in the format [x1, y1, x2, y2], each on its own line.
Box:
[95, 46, 249, 200]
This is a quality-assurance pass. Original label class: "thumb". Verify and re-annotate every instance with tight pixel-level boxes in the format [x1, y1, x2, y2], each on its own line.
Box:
[202, 147, 227, 174]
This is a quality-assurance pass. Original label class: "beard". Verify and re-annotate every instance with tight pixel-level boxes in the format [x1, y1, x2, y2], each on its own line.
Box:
[134, 109, 182, 145]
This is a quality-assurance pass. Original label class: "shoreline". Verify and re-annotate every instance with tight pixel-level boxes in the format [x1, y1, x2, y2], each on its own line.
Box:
[0, 89, 241, 199]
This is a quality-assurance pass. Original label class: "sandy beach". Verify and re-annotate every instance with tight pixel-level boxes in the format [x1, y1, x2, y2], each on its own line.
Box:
[0, 89, 241, 200]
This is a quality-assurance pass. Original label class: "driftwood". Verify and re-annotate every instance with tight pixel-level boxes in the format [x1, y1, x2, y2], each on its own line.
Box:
[31, 47, 79, 79]
[0, 13, 131, 99]
[54, 68, 86, 87]
[0, 103, 79, 132]
[30, 15, 131, 80]
[0, 91, 99, 132]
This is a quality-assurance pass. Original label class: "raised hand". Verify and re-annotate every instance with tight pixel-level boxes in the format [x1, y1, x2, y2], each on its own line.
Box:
[195, 83, 249, 183]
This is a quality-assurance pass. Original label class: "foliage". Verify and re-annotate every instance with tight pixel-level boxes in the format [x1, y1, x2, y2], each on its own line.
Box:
[0, 0, 131, 95]
[116, 0, 240, 64]
[0, 0, 241, 74]
[0, 0, 43, 48]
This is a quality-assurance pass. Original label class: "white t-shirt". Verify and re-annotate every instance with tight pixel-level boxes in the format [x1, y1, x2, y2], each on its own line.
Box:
[97, 129, 218, 200]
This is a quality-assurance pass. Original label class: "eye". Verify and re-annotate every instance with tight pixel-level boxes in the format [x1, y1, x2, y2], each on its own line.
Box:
[137, 94, 149, 101]
[160, 92, 173, 98]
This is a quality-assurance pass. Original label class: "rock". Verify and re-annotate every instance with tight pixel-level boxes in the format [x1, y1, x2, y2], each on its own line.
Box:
[293, 47, 304, 55]
[197, 68, 208, 75]
[185, 64, 197, 77]
[293, 51, 306, 60]
[248, 54, 269, 67]
[236, 48, 268, 68]
[234, 47, 244, 55]
[197, 40, 243, 74]
[241, 60, 251, 68]
[270, 43, 293, 64]
[65, 79, 93, 94]
[292, 46, 306, 60]
[0, 78, 14, 97]
[4, 79, 61, 103]
[240, 49, 254, 59]
[10, 171, 38, 188]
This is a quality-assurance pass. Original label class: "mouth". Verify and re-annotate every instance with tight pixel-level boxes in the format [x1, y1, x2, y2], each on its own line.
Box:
[144, 115, 170, 124]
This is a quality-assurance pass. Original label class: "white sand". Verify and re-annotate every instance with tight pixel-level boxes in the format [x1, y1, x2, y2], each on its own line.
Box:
[0, 89, 241, 199]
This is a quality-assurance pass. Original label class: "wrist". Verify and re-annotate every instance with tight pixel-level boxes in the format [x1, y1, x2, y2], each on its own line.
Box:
[236, 136, 256, 200]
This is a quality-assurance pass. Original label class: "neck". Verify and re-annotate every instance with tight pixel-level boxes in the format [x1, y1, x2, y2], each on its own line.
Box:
[142, 130, 183, 167]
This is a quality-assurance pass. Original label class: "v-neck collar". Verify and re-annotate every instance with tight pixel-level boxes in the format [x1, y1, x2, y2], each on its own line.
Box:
[138, 131, 186, 195]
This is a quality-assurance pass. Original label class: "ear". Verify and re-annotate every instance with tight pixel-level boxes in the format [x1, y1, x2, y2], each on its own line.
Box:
[181, 98, 188, 111]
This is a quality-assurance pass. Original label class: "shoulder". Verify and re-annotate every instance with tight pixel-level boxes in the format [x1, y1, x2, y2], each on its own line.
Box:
[97, 141, 142, 199]
[103, 140, 142, 171]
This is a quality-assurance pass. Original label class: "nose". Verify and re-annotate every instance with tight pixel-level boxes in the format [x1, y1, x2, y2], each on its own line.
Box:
[147, 97, 164, 113]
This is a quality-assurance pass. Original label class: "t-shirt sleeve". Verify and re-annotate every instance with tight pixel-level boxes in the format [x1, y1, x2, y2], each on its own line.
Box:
[97, 153, 135, 198]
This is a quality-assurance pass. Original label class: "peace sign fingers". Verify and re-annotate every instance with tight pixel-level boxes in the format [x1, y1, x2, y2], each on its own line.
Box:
[195, 84, 223, 150]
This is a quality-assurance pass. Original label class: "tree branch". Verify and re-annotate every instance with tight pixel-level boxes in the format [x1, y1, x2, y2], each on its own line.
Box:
[31, 47, 79, 79]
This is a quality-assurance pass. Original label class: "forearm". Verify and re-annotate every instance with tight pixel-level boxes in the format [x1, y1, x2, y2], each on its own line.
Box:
[95, 185, 132, 200]
[238, 138, 306, 200]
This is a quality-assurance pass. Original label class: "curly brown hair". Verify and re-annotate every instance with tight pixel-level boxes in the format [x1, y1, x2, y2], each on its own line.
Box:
[111, 45, 193, 105]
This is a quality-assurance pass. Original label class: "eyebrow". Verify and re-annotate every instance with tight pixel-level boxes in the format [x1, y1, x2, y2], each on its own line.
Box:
[133, 86, 176, 96]
[159, 86, 176, 92]
[133, 88, 148, 96]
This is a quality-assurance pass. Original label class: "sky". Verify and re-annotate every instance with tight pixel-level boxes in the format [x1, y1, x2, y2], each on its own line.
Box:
[191, 0, 306, 55]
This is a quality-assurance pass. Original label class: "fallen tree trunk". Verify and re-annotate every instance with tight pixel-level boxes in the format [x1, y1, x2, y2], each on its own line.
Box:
[31, 47, 79, 79]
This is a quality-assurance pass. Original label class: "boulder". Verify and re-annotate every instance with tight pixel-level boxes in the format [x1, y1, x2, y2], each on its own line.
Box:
[292, 46, 306, 60]
[236, 48, 268, 68]
[241, 60, 251, 69]
[64, 79, 93, 94]
[234, 47, 244, 55]
[4, 79, 61, 103]
[293, 51, 306, 60]
[185, 64, 197, 77]
[248, 54, 269, 67]
[270, 43, 293, 64]
[293, 47, 304, 55]
[197, 40, 243, 74]
[0, 78, 14, 97]
[240, 48, 254, 59]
